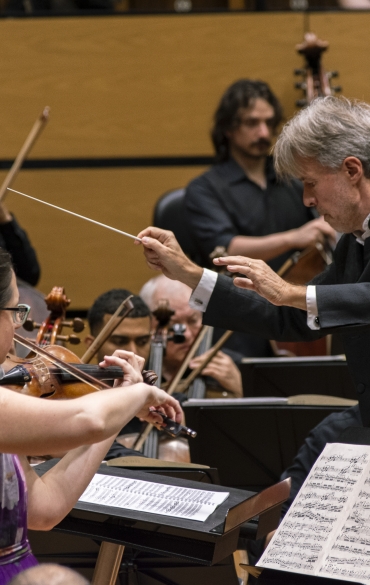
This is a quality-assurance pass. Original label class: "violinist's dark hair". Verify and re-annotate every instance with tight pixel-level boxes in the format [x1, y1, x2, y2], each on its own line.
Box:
[0, 248, 13, 307]
[211, 79, 283, 163]
[88, 288, 151, 336]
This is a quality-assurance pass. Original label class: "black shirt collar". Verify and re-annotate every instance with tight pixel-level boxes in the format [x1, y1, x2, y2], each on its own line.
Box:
[216, 155, 277, 186]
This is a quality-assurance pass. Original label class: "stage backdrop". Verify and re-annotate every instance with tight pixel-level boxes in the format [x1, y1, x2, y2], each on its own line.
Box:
[0, 10, 368, 308]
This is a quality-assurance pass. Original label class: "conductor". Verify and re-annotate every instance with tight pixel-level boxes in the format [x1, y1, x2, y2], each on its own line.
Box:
[136, 96, 370, 427]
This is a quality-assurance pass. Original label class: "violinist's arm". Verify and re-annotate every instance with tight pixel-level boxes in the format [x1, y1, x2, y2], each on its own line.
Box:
[18, 352, 182, 531]
[0, 202, 12, 223]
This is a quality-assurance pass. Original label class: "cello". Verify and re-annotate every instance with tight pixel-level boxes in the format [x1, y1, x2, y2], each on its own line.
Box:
[273, 32, 341, 357]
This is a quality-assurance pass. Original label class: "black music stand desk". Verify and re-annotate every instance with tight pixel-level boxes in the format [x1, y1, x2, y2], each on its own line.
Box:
[33, 461, 290, 585]
[240, 356, 356, 399]
[183, 399, 350, 491]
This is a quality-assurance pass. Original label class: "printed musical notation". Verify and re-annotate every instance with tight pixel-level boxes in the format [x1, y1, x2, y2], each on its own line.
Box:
[258, 443, 370, 584]
[79, 474, 229, 522]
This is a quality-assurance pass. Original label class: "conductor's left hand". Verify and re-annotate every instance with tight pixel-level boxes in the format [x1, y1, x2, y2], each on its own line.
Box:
[214, 255, 307, 310]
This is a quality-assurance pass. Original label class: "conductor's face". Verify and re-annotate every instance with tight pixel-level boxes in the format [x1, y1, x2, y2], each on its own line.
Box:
[300, 157, 365, 233]
[227, 98, 275, 159]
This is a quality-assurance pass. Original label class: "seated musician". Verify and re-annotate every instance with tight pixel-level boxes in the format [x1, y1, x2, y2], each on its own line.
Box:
[0, 248, 182, 584]
[0, 202, 40, 286]
[85, 284, 242, 400]
[139, 274, 243, 398]
[184, 79, 336, 358]
[185, 79, 335, 271]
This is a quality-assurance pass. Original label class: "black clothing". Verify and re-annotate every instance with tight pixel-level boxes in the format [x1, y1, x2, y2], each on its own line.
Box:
[0, 216, 40, 286]
[203, 233, 370, 426]
[105, 440, 146, 461]
[280, 405, 361, 517]
[185, 157, 313, 271]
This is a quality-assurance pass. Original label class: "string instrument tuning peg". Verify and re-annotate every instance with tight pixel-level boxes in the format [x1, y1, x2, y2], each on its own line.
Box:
[296, 99, 308, 107]
[23, 319, 40, 332]
[332, 86, 342, 93]
[294, 68, 306, 75]
[61, 318, 85, 333]
[327, 71, 339, 79]
[295, 82, 307, 90]
[57, 334, 81, 345]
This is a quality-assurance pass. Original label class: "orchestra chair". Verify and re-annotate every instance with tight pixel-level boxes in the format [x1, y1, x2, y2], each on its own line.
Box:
[153, 188, 199, 261]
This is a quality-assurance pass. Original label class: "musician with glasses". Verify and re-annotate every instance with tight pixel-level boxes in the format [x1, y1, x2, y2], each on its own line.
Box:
[0, 248, 182, 584]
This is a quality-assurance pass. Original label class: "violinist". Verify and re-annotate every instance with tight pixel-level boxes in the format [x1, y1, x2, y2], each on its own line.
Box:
[0, 249, 182, 584]
[0, 202, 40, 286]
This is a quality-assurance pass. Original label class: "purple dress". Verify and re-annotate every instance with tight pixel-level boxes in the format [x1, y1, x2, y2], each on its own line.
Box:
[0, 454, 38, 584]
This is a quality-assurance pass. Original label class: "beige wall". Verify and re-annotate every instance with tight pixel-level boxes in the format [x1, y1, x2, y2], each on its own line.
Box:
[0, 11, 369, 308]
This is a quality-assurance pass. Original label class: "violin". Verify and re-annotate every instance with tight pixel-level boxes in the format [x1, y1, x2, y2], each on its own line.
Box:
[1, 333, 194, 440]
[2, 333, 158, 399]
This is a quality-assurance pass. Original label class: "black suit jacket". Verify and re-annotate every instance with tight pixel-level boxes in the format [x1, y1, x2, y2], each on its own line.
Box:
[203, 233, 370, 425]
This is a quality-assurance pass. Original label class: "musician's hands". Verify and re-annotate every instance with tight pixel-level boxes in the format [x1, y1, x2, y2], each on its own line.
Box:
[288, 216, 336, 249]
[190, 350, 242, 397]
[135, 227, 203, 290]
[214, 256, 307, 310]
[99, 350, 144, 386]
[136, 387, 183, 426]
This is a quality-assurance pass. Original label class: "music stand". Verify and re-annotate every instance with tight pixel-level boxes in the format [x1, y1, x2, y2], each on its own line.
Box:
[183, 400, 349, 491]
[239, 355, 356, 399]
[30, 461, 290, 585]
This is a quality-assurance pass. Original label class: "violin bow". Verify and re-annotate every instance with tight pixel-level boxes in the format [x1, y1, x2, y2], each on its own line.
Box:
[175, 329, 234, 394]
[80, 296, 134, 364]
[0, 107, 50, 202]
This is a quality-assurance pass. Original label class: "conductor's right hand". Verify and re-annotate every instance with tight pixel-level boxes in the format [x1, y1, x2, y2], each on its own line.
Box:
[135, 227, 203, 290]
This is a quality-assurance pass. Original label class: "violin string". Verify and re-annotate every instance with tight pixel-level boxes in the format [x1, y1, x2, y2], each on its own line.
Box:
[7, 188, 142, 242]
[13, 334, 104, 392]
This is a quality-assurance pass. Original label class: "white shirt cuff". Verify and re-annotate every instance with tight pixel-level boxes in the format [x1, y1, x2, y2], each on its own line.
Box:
[189, 269, 218, 312]
[306, 285, 320, 330]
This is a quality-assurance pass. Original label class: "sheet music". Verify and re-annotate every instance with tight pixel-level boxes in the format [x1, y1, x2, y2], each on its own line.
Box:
[79, 474, 229, 522]
[259, 443, 370, 585]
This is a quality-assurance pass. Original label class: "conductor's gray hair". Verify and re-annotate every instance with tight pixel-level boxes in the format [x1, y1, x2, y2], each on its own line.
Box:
[273, 96, 370, 179]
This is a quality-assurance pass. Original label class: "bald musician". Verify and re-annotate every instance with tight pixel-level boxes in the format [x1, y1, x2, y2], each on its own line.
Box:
[85, 284, 242, 399]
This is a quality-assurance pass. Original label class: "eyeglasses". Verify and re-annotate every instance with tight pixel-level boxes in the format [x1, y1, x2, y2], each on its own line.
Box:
[0, 304, 31, 325]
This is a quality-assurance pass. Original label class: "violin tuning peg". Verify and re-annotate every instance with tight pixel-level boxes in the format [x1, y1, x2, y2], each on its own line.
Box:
[67, 334, 81, 345]
[56, 334, 81, 345]
[72, 318, 85, 333]
[22, 319, 40, 332]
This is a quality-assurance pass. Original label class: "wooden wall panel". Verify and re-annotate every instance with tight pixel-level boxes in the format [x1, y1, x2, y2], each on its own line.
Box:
[1, 11, 370, 309]
[0, 13, 302, 158]
[0, 166, 206, 308]
[311, 12, 370, 103]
